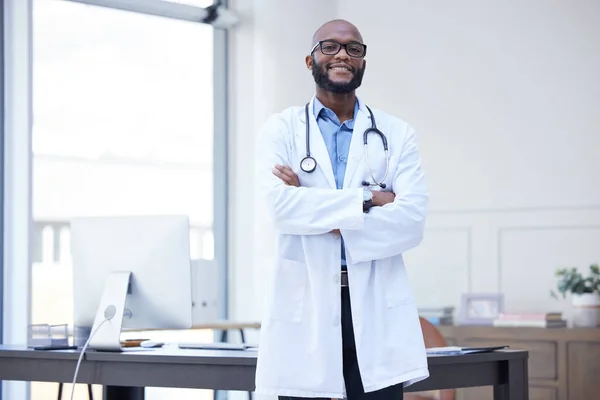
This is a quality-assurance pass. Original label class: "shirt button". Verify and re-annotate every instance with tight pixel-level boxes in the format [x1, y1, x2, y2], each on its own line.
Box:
[339, 156, 346, 162]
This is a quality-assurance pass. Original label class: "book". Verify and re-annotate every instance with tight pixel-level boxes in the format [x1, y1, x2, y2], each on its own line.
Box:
[492, 318, 567, 328]
[418, 307, 455, 326]
[497, 312, 563, 321]
[493, 312, 567, 328]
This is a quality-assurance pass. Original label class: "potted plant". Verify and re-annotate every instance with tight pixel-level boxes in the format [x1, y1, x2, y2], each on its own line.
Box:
[551, 264, 600, 327]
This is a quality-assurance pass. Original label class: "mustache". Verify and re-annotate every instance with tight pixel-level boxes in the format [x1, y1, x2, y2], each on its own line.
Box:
[311, 55, 365, 94]
[312, 56, 356, 73]
[324, 62, 356, 74]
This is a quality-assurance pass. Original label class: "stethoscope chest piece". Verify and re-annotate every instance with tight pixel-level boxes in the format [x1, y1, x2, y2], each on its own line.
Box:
[300, 156, 317, 173]
[300, 101, 389, 188]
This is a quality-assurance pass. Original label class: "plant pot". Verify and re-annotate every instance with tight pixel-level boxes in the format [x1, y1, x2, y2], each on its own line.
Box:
[571, 293, 600, 328]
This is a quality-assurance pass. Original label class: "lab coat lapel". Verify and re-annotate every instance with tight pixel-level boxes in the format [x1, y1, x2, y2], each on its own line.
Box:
[300, 97, 336, 189]
[343, 100, 370, 188]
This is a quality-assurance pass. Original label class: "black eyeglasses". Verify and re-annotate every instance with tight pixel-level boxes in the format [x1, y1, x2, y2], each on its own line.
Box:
[310, 40, 367, 58]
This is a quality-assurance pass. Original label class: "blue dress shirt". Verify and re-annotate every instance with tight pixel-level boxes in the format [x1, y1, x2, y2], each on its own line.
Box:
[313, 97, 359, 268]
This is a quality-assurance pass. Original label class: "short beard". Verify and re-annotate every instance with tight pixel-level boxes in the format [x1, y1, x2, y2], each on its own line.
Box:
[311, 56, 365, 94]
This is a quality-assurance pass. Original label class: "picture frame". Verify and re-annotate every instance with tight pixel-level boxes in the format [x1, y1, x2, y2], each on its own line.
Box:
[459, 293, 504, 325]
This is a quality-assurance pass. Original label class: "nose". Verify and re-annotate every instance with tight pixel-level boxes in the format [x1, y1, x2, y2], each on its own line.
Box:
[333, 47, 351, 61]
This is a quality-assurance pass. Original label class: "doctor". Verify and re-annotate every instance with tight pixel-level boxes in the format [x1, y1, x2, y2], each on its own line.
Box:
[254, 19, 429, 400]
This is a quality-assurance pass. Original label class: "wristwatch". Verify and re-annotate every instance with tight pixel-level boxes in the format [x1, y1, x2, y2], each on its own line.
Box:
[362, 188, 373, 213]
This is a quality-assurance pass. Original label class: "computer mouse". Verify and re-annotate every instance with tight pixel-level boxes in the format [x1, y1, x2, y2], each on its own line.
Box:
[140, 340, 164, 348]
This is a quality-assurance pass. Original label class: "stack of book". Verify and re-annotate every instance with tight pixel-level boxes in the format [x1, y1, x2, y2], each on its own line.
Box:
[418, 307, 454, 326]
[492, 312, 567, 328]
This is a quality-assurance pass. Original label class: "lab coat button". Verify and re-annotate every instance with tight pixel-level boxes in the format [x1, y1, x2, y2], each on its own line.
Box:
[333, 274, 340, 284]
[333, 316, 340, 327]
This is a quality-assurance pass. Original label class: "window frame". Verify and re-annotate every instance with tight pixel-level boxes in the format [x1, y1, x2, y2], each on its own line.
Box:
[2, 1, 34, 399]
[1, 1, 230, 398]
[0, 0, 5, 360]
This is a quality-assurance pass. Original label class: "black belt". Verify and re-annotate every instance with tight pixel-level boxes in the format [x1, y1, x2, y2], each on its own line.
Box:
[341, 270, 348, 287]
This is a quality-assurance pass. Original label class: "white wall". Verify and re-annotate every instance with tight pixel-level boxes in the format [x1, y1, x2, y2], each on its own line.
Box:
[336, 0, 600, 316]
[227, 0, 600, 327]
[227, 0, 337, 326]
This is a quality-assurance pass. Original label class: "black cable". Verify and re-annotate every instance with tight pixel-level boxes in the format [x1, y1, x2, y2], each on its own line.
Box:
[201, 0, 222, 24]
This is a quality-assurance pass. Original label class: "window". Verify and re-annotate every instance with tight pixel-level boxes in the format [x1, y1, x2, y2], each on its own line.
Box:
[31, 1, 221, 399]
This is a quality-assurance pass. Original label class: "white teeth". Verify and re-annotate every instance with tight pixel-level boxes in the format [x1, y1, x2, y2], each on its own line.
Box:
[331, 67, 350, 71]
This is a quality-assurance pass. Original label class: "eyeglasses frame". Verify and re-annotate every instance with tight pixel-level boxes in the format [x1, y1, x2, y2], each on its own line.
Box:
[310, 40, 368, 58]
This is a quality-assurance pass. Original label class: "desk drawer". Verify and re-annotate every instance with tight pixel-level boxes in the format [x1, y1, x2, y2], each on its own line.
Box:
[458, 385, 556, 400]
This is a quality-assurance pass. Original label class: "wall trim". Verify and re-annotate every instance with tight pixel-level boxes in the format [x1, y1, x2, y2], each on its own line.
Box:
[497, 225, 600, 293]
[430, 204, 600, 215]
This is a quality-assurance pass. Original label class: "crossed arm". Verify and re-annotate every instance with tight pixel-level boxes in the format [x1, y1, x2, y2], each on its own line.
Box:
[273, 165, 396, 207]
[273, 164, 396, 234]
[256, 116, 368, 235]
[257, 115, 428, 262]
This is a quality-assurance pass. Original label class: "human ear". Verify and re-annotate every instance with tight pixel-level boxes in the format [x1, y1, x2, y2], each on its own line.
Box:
[305, 55, 313, 70]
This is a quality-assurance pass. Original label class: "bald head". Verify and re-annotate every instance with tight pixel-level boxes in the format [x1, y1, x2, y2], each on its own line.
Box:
[306, 19, 367, 95]
[311, 19, 363, 48]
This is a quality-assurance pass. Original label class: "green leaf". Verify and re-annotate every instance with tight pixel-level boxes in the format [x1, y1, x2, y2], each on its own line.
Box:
[553, 264, 600, 296]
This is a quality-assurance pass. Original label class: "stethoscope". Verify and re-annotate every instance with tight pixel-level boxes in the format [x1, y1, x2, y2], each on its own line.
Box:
[300, 103, 390, 189]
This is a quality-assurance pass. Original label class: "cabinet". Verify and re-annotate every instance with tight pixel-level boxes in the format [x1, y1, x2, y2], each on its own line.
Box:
[437, 325, 600, 400]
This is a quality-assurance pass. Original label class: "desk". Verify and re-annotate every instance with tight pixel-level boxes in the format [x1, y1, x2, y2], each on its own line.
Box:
[124, 320, 261, 400]
[0, 345, 528, 400]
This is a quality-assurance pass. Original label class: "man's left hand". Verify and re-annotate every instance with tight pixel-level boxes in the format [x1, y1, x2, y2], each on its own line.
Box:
[273, 164, 300, 187]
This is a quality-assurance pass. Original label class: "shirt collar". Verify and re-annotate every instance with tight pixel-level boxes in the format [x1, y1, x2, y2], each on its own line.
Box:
[313, 96, 359, 129]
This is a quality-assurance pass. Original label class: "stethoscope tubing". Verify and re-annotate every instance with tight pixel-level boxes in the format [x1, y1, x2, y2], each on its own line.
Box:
[301, 102, 389, 188]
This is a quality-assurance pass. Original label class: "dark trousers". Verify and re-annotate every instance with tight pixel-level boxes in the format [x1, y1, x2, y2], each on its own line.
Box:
[279, 286, 404, 400]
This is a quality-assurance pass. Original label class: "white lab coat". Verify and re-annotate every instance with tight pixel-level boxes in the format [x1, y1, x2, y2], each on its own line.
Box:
[254, 95, 429, 398]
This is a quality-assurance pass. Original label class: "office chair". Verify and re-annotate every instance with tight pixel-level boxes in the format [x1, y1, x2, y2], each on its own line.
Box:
[404, 317, 456, 400]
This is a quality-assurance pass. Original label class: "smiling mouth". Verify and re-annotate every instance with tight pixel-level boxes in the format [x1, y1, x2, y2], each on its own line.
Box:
[328, 65, 353, 73]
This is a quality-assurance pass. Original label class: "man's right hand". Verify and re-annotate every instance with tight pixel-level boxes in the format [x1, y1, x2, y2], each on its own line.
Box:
[372, 191, 396, 207]
[328, 191, 395, 235]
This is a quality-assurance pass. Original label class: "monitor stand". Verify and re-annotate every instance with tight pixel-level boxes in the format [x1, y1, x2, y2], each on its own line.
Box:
[88, 271, 132, 352]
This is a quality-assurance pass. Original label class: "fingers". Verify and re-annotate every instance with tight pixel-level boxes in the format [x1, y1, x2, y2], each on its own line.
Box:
[273, 165, 294, 184]
[372, 191, 396, 207]
[383, 192, 396, 205]
[273, 165, 299, 186]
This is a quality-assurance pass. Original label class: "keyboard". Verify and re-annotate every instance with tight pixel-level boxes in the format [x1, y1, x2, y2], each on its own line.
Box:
[177, 342, 252, 351]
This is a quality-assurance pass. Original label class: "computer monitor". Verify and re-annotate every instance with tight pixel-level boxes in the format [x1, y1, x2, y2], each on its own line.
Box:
[70, 215, 193, 352]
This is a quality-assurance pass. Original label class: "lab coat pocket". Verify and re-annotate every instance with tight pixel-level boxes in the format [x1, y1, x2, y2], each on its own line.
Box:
[385, 303, 420, 349]
[383, 257, 414, 308]
[270, 259, 307, 323]
[383, 258, 417, 348]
